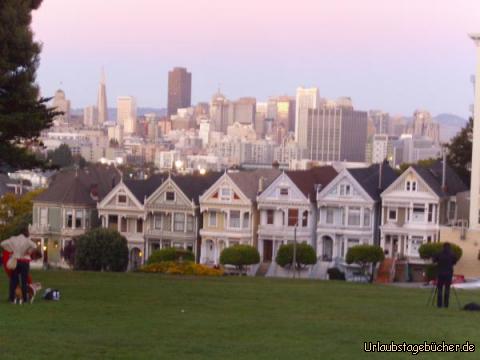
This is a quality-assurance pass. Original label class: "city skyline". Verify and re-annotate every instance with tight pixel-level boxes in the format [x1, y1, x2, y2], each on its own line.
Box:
[32, 0, 480, 117]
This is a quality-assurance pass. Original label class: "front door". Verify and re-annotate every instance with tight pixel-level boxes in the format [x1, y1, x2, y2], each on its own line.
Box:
[263, 240, 273, 262]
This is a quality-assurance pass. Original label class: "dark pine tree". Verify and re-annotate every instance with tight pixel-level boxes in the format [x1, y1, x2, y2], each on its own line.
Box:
[447, 117, 473, 185]
[0, 0, 57, 170]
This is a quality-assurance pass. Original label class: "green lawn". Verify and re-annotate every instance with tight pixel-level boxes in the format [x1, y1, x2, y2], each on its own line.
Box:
[0, 271, 479, 360]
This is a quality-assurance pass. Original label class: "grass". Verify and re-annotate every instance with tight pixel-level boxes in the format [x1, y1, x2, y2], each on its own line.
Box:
[0, 271, 479, 359]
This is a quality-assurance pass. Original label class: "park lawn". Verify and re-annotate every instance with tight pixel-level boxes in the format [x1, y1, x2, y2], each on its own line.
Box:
[0, 272, 479, 360]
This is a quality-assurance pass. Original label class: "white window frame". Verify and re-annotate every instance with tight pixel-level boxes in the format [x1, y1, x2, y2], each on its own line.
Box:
[347, 207, 361, 227]
[209, 211, 217, 227]
[220, 187, 231, 201]
[388, 208, 397, 222]
[40, 208, 48, 226]
[117, 194, 127, 205]
[279, 187, 289, 196]
[326, 207, 334, 224]
[229, 210, 241, 228]
[363, 208, 371, 227]
[165, 191, 175, 202]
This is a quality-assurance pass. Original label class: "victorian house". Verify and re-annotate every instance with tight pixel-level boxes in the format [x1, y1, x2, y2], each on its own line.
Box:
[97, 174, 164, 269]
[143, 173, 221, 262]
[30, 164, 120, 267]
[380, 160, 467, 280]
[199, 169, 280, 265]
[256, 167, 337, 274]
[316, 162, 397, 278]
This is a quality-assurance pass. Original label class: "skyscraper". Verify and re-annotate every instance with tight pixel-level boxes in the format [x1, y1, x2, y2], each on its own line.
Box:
[409, 110, 440, 144]
[295, 87, 320, 145]
[117, 96, 137, 135]
[83, 105, 97, 127]
[304, 99, 367, 162]
[97, 69, 108, 125]
[52, 89, 71, 124]
[469, 33, 480, 230]
[167, 67, 192, 117]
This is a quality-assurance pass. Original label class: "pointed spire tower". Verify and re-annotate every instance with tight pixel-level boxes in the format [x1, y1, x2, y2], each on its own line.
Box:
[97, 67, 108, 125]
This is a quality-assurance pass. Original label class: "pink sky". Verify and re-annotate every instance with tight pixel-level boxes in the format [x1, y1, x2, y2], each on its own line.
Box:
[32, 0, 480, 116]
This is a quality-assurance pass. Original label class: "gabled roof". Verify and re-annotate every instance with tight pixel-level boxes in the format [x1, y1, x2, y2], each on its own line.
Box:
[412, 161, 468, 197]
[228, 169, 281, 200]
[35, 164, 120, 206]
[124, 174, 167, 204]
[285, 166, 338, 202]
[171, 172, 222, 205]
[347, 162, 398, 201]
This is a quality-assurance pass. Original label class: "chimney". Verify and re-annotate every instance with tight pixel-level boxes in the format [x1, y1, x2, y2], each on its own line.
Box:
[442, 147, 447, 192]
[258, 176, 265, 194]
[378, 160, 384, 190]
[90, 183, 99, 201]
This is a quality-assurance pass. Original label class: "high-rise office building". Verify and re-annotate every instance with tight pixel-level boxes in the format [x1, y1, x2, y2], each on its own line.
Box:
[295, 87, 320, 144]
[210, 91, 229, 133]
[410, 110, 440, 143]
[97, 69, 108, 125]
[145, 113, 158, 142]
[469, 33, 480, 229]
[230, 97, 256, 125]
[117, 96, 137, 135]
[368, 110, 390, 135]
[83, 105, 97, 127]
[303, 99, 368, 162]
[167, 67, 192, 117]
[52, 89, 71, 124]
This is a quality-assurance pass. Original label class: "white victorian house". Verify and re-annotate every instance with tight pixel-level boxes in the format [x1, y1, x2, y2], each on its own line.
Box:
[97, 175, 165, 269]
[199, 169, 279, 265]
[256, 167, 337, 268]
[317, 162, 398, 277]
[144, 173, 220, 261]
[380, 161, 467, 259]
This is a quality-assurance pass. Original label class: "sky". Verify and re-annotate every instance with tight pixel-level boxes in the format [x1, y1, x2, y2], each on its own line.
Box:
[32, 0, 480, 117]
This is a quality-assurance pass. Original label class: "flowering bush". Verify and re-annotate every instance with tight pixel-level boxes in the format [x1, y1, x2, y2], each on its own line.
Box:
[140, 261, 223, 276]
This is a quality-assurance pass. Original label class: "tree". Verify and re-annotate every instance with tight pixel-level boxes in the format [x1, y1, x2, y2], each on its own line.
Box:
[397, 158, 439, 175]
[220, 245, 260, 274]
[47, 144, 74, 168]
[275, 243, 317, 270]
[447, 117, 472, 184]
[74, 228, 129, 272]
[0, 188, 44, 241]
[0, 0, 58, 170]
[345, 245, 384, 283]
[418, 242, 462, 262]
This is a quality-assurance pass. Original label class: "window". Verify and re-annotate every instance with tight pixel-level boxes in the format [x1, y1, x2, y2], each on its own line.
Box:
[388, 209, 397, 221]
[186, 243, 193, 252]
[165, 191, 175, 201]
[75, 211, 83, 229]
[162, 240, 171, 248]
[150, 241, 160, 253]
[136, 218, 143, 233]
[163, 213, 172, 231]
[280, 188, 289, 196]
[406, 181, 411, 191]
[302, 211, 308, 227]
[174, 213, 185, 232]
[221, 188, 231, 201]
[412, 182, 417, 191]
[66, 210, 73, 228]
[347, 207, 361, 226]
[85, 213, 90, 229]
[229, 210, 241, 228]
[326, 207, 334, 224]
[120, 217, 128, 232]
[288, 209, 299, 227]
[187, 215, 194, 232]
[448, 201, 456, 221]
[154, 215, 162, 229]
[428, 204, 434, 222]
[242, 212, 250, 229]
[347, 238, 360, 251]
[209, 211, 217, 227]
[363, 208, 371, 227]
[267, 210, 274, 225]
[40, 208, 48, 226]
[412, 204, 425, 222]
[339, 184, 351, 196]
[118, 194, 127, 204]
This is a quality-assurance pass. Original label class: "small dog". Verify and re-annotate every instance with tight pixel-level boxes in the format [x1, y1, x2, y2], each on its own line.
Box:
[14, 283, 42, 304]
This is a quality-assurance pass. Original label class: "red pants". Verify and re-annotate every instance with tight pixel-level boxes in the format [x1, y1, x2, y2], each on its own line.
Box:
[2, 251, 32, 284]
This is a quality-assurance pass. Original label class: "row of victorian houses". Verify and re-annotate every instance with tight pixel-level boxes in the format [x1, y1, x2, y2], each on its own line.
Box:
[29, 160, 469, 280]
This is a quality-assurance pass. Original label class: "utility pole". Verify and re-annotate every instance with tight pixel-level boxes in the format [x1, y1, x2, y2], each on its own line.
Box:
[292, 225, 297, 279]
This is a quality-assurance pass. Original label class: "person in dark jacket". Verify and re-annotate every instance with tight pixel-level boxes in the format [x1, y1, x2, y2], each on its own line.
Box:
[433, 243, 458, 308]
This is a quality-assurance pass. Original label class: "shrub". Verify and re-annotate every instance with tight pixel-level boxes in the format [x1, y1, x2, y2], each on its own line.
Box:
[74, 228, 129, 272]
[140, 261, 223, 276]
[275, 243, 317, 269]
[418, 242, 462, 261]
[220, 245, 260, 274]
[147, 247, 194, 265]
[345, 244, 384, 283]
[327, 267, 346, 281]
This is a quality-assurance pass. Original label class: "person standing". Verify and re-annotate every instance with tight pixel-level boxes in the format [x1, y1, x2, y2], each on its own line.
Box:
[433, 243, 458, 308]
[1, 228, 37, 304]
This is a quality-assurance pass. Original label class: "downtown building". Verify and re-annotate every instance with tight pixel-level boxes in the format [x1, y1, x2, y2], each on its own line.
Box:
[301, 99, 368, 162]
[167, 67, 192, 117]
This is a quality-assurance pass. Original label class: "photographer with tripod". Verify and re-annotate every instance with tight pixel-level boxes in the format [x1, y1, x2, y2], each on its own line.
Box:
[433, 243, 458, 308]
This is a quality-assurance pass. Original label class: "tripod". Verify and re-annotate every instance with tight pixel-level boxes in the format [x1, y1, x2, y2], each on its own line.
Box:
[427, 284, 461, 309]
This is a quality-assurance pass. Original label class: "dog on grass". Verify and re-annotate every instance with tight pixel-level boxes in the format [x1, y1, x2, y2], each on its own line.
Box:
[14, 282, 42, 304]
